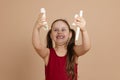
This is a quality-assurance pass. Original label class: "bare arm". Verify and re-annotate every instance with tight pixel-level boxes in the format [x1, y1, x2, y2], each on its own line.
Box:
[74, 17, 91, 56]
[32, 14, 49, 59]
[74, 29, 91, 56]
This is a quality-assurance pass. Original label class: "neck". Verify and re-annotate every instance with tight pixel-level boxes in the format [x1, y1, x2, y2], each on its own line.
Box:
[55, 44, 67, 50]
[54, 45, 67, 56]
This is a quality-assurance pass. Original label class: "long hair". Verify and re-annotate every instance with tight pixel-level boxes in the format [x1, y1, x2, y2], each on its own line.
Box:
[46, 19, 76, 80]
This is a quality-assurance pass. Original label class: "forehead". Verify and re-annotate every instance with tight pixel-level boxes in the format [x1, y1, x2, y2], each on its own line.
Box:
[52, 21, 68, 29]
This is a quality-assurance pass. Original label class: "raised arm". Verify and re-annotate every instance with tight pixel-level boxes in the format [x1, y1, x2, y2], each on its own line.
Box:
[32, 13, 49, 59]
[74, 17, 91, 56]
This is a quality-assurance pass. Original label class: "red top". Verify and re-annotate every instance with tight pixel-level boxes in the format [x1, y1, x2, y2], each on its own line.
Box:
[45, 48, 77, 80]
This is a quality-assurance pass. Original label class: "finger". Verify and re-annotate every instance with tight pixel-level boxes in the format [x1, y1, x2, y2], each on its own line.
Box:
[75, 14, 79, 18]
[75, 17, 85, 23]
[38, 13, 44, 19]
[75, 18, 86, 26]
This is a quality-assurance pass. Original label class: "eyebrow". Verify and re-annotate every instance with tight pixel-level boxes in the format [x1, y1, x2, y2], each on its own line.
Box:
[53, 26, 68, 29]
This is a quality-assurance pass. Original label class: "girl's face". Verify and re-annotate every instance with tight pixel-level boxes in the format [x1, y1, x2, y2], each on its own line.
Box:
[51, 21, 71, 46]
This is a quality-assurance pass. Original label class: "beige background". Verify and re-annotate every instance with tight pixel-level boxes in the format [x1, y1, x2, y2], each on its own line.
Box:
[0, 0, 120, 80]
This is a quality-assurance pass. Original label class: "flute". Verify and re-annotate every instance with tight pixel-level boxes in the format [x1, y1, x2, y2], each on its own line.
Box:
[72, 10, 83, 41]
[40, 8, 48, 30]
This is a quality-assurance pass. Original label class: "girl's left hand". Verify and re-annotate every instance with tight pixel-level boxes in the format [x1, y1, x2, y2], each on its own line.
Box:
[73, 15, 86, 31]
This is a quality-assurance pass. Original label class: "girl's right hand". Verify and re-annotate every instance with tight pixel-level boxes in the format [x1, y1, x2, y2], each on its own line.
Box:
[34, 13, 47, 29]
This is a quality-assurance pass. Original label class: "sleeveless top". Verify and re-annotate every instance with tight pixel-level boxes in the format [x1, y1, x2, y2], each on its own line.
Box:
[45, 48, 77, 80]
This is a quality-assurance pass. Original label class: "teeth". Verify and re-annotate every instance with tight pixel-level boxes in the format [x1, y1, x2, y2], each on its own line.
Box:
[56, 35, 64, 39]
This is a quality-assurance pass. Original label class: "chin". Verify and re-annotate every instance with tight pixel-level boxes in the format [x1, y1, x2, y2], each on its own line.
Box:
[55, 42, 67, 46]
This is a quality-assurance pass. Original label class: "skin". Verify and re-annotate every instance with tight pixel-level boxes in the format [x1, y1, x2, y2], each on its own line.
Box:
[32, 13, 91, 66]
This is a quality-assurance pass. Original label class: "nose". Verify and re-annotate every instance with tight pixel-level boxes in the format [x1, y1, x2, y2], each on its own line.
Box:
[57, 30, 62, 34]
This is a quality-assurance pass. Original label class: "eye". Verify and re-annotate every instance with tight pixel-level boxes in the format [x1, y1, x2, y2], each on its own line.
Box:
[62, 28, 66, 31]
[54, 29, 59, 32]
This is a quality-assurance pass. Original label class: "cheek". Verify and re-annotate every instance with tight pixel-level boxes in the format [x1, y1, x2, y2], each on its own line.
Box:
[64, 33, 70, 39]
[51, 33, 57, 39]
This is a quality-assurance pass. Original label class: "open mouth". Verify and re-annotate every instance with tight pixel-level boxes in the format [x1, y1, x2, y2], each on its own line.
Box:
[56, 35, 65, 39]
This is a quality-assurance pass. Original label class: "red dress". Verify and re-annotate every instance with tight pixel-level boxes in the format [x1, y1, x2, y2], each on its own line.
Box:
[45, 48, 77, 80]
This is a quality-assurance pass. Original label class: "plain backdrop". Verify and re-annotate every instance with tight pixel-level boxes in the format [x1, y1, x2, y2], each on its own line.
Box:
[0, 0, 120, 80]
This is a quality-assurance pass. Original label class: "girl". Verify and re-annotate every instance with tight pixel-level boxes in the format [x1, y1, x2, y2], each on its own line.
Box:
[32, 13, 91, 80]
